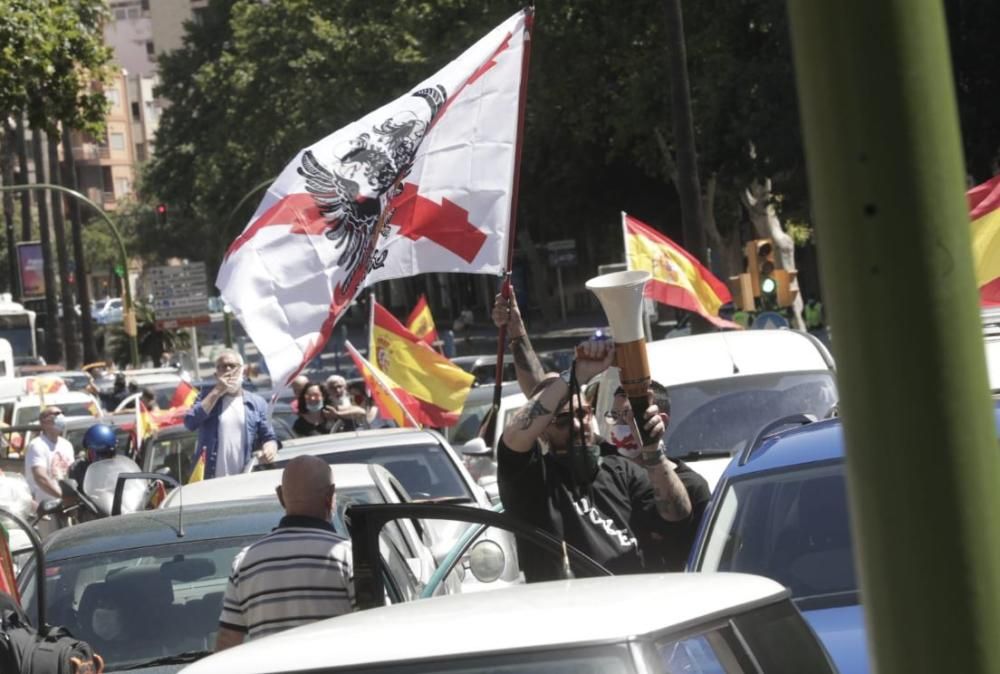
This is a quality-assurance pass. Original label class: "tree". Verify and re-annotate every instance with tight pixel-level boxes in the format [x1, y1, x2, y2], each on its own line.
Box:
[0, 0, 112, 362]
[107, 300, 190, 368]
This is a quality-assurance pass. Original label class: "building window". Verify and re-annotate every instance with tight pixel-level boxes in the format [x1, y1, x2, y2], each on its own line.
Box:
[126, 6, 139, 19]
[106, 88, 120, 108]
[136, 143, 147, 162]
[131, 101, 141, 121]
[101, 166, 113, 192]
[114, 178, 130, 197]
[109, 133, 125, 151]
[140, 0, 149, 10]
[145, 41, 155, 56]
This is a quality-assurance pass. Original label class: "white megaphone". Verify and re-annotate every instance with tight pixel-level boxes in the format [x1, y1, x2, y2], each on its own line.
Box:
[585, 270, 655, 444]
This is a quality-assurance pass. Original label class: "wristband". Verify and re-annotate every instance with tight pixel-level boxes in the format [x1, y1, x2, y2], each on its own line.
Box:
[639, 447, 665, 466]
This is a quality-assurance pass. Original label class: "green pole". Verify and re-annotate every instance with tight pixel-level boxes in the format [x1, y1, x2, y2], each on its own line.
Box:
[0, 184, 140, 367]
[787, 2, 1000, 673]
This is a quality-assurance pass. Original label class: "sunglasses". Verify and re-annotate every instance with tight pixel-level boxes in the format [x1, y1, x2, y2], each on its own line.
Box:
[551, 407, 592, 428]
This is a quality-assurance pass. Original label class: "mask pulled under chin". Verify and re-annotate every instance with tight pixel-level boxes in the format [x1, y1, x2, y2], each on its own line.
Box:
[553, 444, 603, 486]
[610, 424, 640, 458]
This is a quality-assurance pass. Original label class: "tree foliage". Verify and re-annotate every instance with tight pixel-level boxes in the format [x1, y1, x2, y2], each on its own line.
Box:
[143, 0, 998, 285]
[0, 0, 113, 134]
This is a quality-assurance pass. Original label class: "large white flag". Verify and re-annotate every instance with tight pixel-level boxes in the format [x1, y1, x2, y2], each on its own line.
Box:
[219, 10, 530, 387]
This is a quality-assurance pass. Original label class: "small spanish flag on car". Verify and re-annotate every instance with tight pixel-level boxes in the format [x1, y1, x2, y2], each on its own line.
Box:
[187, 452, 206, 484]
[405, 294, 439, 346]
[622, 212, 739, 328]
[969, 175, 1000, 306]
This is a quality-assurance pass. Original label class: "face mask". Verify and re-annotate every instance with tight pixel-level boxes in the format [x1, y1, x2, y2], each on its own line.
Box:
[92, 607, 122, 640]
[610, 424, 639, 455]
[52, 414, 67, 433]
[305, 400, 324, 413]
[553, 444, 602, 486]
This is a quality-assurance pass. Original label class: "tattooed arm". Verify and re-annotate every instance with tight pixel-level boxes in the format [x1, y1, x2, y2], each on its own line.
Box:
[492, 292, 546, 396]
[502, 339, 616, 453]
[634, 403, 692, 522]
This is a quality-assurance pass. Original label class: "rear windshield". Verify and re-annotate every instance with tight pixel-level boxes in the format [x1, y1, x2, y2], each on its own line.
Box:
[271, 443, 471, 501]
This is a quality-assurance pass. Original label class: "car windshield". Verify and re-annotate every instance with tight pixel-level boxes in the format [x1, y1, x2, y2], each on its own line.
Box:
[449, 402, 492, 445]
[64, 426, 131, 455]
[143, 431, 198, 479]
[272, 443, 471, 501]
[663, 371, 838, 459]
[20, 535, 260, 671]
[697, 462, 857, 606]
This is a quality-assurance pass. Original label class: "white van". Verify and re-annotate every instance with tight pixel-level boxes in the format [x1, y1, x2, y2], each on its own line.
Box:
[594, 329, 837, 491]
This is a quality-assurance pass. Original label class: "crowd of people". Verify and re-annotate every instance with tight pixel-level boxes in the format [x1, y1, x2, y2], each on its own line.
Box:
[287, 374, 387, 437]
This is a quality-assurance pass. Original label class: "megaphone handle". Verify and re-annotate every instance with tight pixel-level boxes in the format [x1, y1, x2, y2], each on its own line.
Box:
[628, 395, 656, 446]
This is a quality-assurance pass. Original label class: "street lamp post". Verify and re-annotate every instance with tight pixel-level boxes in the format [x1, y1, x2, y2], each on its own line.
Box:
[0, 183, 140, 367]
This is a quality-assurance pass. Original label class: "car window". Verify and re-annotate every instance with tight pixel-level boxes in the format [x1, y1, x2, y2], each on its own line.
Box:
[655, 629, 742, 674]
[730, 600, 835, 672]
[144, 433, 199, 480]
[449, 402, 492, 445]
[698, 462, 856, 606]
[15, 401, 99, 426]
[20, 535, 260, 672]
[276, 443, 472, 501]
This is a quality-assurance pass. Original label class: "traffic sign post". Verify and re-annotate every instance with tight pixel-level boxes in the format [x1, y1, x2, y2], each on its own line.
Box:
[146, 262, 211, 372]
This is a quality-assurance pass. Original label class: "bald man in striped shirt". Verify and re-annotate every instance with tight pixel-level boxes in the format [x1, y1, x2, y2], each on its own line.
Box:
[216, 456, 354, 650]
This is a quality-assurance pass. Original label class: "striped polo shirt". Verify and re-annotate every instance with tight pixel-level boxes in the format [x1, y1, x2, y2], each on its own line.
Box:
[219, 515, 354, 640]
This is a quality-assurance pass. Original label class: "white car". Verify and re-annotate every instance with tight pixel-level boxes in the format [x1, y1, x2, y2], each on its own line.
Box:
[181, 572, 837, 674]
[595, 329, 837, 491]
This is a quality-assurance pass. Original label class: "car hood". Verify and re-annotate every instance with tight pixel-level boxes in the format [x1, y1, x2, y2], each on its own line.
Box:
[680, 457, 729, 493]
[802, 604, 869, 674]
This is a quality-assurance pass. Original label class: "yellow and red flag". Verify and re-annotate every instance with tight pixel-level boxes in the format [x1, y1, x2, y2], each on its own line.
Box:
[187, 452, 205, 484]
[622, 213, 739, 328]
[969, 175, 1000, 305]
[135, 399, 158, 451]
[169, 380, 198, 409]
[406, 294, 439, 346]
[345, 341, 420, 428]
[24, 377, 66, 396]
[370, 301, 474, 427]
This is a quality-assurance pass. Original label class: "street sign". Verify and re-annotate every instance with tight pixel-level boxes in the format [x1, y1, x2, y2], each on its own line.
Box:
[146, 262, 210, 328]
[752, 311, 789, 330]
[546, 239, 577, 268]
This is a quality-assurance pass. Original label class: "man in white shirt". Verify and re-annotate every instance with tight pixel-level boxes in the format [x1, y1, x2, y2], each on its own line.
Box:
[24, 406, 74, 503]
[184, 350, 278, 479]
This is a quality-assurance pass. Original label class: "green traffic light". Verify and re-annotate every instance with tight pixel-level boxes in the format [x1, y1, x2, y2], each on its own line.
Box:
[761, 277, 777, 294]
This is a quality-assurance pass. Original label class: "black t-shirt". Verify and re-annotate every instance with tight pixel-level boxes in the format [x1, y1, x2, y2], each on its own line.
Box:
[292, 416, 332, 437]
[498, 438, 711, 581]
[597, 442, 711, 571]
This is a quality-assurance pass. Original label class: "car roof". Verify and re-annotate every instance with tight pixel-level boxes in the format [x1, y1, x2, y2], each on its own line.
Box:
[726, 402, 1000, 478]
[186, 573, 786, 674]
[42, 499, 283, 562]
[162, 463, 382, 508]
[646, 330, 833, 387]
[277, 427, 446, 458]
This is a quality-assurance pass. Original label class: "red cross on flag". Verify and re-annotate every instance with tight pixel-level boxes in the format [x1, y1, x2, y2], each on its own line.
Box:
[218, 10, 532, 387]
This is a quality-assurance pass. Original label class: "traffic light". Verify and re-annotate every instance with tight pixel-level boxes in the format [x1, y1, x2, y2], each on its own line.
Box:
[745, 238, 775, 299]
[156, 203, 167, 226]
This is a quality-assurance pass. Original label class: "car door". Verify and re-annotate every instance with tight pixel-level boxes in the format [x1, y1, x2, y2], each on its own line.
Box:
[346, 502, 612, 610]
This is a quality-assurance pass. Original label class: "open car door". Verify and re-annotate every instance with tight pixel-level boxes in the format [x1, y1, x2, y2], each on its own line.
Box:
[346, 502, 611, 610]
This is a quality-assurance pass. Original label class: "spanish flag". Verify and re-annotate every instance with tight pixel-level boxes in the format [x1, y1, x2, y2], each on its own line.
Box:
[370, 301, 474, 427]
[187, 452, 205, 484]
[169, 380, 198, 409]
[622, 212, 739, 328]
[345, 341, 420, 428]
[135, 399, 158, 450]
[406, 294, 439, 346]
[969, 175, 1000, 305]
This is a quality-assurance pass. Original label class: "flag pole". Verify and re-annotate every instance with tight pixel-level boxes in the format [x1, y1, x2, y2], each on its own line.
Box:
[491, 7, 535, 414]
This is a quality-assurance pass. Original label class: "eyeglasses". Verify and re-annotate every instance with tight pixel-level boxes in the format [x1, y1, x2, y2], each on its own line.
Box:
[603, 409, 633, 424]
[551, 407, 592, 429]
[216, 361, 241, 371]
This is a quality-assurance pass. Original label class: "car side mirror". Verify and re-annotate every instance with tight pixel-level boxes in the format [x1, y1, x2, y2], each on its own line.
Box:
[467, 540, 505, 583]
[36, 499, 63, 517]
[460, 438, 491, 457]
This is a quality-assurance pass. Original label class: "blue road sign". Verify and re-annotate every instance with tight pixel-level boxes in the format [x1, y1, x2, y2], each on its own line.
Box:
[752, 311, 789, 330]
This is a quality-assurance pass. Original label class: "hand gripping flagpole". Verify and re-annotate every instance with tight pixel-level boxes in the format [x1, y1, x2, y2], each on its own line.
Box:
[490, 7, 535, 420]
